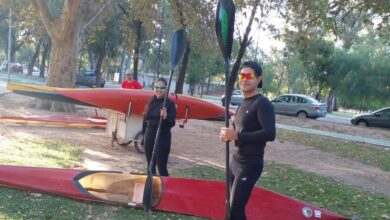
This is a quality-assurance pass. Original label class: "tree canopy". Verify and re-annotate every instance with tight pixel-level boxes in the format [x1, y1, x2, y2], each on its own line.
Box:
[1, 0, 389, 112]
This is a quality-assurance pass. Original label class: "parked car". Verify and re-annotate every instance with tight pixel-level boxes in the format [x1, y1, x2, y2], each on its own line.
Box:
[32, 66, 40, 76]
[221, 90, 244, 106]
[76, 70, 105, 87]
[10, 63, 23, 73]
[271, 94, 327, 119]
[0, 61, 8, 70]
[350, 107, 390, 128]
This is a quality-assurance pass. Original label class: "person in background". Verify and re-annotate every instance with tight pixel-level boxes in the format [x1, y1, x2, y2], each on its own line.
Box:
[141, 77, 176, 176]
[121, 70, 143, 89]
[219, 61, 276, 220]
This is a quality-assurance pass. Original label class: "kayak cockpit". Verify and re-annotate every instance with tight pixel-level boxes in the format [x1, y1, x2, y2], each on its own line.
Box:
[73, 171, 162, 207]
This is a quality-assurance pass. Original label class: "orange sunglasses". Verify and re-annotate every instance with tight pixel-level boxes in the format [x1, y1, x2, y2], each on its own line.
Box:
[238, 73, 255, 80]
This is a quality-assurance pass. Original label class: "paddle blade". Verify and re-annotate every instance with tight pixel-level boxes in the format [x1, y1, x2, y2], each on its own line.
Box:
[142, 172, 154, 212]
[215, 0, 235, 59]
[170, 29, 187, 69]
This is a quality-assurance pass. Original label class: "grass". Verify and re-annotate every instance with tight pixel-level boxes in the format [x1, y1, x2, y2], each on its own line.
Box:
[0, 136, 82, 168]
[0, 71, 46, 85]
[277, 128, 390, 172]
[327, 111, 355, 118]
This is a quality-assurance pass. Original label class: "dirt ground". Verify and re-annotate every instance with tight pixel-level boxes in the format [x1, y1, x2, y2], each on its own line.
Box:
[0, 93, 389, 197]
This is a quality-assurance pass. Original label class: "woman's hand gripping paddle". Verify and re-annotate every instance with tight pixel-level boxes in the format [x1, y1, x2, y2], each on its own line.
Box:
[215, 0, 235, 219]
[142, 29, 187, 212]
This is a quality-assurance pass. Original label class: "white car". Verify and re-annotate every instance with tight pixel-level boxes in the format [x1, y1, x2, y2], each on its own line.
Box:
[1, 61, 8, 70]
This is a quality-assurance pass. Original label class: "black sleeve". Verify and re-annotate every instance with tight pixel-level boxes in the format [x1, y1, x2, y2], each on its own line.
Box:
[237, 98, 276, 143]
[163, 100, 176, 128]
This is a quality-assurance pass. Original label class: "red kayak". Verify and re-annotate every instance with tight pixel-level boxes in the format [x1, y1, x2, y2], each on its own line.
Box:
[8, 83, 233, 120]
[0, 165, 348, 220]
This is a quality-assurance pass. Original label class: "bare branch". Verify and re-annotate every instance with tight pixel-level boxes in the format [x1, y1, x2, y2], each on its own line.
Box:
[30, 0, 57, 33]
[82, 0, 113, 32]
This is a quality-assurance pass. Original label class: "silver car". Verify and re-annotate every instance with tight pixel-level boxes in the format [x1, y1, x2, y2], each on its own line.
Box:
[271, 94, 327, 119]
[221, 90, 244, 106]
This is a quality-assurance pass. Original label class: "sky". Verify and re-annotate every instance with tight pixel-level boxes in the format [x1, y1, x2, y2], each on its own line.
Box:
[236, 7, 285, 55]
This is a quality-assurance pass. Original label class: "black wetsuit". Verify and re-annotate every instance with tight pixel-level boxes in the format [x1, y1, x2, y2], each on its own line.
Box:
[142, 96, 176, 176]
[230, 93, 276, 220]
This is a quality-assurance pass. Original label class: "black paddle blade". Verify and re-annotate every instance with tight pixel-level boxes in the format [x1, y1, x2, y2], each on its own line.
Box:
[142, 171, 154, 212]
[215, 0, 235, 60]
[170, 29, 187, 69]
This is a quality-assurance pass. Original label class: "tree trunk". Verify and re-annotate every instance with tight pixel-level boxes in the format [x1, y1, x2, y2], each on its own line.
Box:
[132, 19, 142, 80]
[175, 37, 191, 94]
[28, 39, 42, 76]
[88, 48, 95, 70]
[206, 74, 211, 95]
[94, 46, 106, 88]
[10, 34, 16, 63]
[189, 84, 195, 96]
[155, 1, 164, 81]
[327, 90, 336, 113]
[119, 48, 126, 83]
[47, 33, 80, 88]
[40, 39, 51, 78]
[277, 77, 283, 95]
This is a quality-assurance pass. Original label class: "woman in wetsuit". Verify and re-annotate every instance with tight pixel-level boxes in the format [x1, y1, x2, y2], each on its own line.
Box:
[142, 78, 176, 176]
[220, 61, 276, 220]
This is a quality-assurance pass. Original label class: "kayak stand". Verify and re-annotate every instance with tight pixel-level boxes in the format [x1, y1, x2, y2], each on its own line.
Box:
[107, 101, 144, 153]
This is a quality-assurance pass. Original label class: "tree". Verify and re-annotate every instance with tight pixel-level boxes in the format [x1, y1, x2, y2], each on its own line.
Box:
[87, 10, 124, 87]
[30, 0, 113, 88]
[169, 0, 215, 94]
[118, 1, 160, 81]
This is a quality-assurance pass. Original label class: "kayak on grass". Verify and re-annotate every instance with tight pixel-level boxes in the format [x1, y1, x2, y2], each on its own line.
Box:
[0, 164, 349, 220]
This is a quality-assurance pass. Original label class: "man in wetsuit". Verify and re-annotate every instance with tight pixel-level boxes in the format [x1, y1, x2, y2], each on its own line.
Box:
[220, 61, 276, 220]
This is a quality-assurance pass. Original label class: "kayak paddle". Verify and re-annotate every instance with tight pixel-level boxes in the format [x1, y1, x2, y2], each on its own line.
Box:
[215, 0, 235, 219]
[142, 29, 187, 212]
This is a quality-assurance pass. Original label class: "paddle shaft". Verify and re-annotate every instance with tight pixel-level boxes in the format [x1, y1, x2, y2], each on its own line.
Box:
[224, 58, 231, 220]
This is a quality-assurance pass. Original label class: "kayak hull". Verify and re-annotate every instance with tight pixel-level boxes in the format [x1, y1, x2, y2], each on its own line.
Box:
[0, 165, 348, 220]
